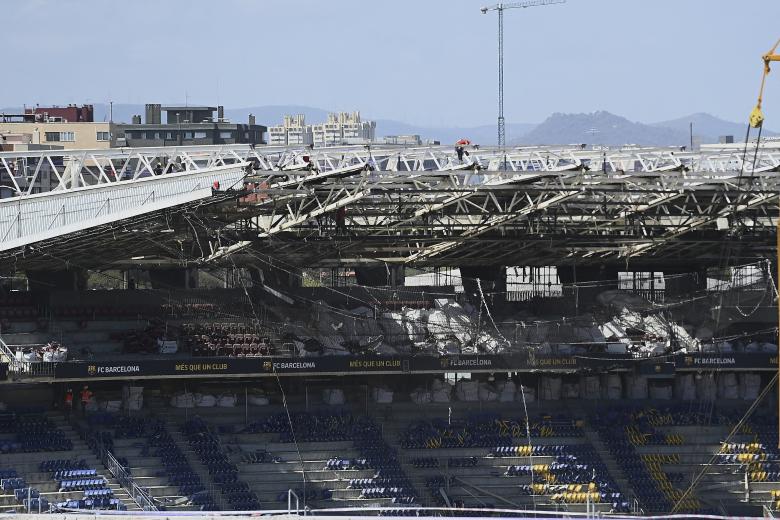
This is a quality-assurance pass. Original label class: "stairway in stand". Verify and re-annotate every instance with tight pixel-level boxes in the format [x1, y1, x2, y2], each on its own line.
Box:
[50, 412, 141, 511]
[580, 419, 639, 510]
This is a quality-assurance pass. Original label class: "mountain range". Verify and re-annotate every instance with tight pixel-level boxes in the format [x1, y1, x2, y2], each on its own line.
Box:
[519, 111, 776, 147]
[2, 103, 774, 146]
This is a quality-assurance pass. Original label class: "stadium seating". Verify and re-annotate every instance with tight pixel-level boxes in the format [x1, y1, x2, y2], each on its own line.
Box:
[81, 412, 219, 510]
[182, 417, 261, 510]
[396, 411, 627, 513]
[591, 405, 772, 514]
[181, 322, 277, 357]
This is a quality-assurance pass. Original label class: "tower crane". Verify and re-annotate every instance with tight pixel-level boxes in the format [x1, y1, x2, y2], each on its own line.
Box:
[749, 38, 780, 128]
[481, 0, 565, 149]
[748, 37, 780, 448]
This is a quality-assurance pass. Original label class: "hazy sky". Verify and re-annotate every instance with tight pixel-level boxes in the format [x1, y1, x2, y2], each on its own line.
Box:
[3, 0, 779, 127]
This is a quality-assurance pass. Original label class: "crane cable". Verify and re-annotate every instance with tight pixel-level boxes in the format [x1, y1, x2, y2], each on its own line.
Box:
[671, 372, 778, 513]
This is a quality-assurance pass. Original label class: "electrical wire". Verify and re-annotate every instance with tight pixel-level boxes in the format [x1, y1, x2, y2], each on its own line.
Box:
[671, 372, 778, 513]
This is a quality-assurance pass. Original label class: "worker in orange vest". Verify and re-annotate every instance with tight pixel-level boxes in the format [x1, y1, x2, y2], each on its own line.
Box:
[64, 389, 73, 419]
[80, 385, 93, 417]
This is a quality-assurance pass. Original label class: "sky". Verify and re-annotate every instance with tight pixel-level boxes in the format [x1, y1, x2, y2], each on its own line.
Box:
[3, 0, 779, 127]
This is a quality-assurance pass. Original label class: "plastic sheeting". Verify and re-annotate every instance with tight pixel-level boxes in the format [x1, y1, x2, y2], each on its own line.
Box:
[323, 388, 345, 405]
[649, 383, 672, 400]
[626, 375, 648, 399]
[603, 374, 622, 400]
[157, 339, 178, 354]
[431, 380, 452, 403]
[674, 374, 696, 401]
[562, 382, 579, 399]
[170, 393, 195, 408]
[518, 385, 536, 403]
[739, 373, 761, 401]
[478, 383, 498, 402]
[539, 377, 562, 401]
[497, 381, 516, 402]
[217, 394, 237, 407]
[42, 349, 68, 362]
[247, 394, 270, 406]
[99, 400, 122, 413]
[580, 376, 600, 400]
[456, 381, 479, 402]
[410, 388, 432, 404]
[372, 387, 394, 404]
[696, 374, 717, 401]
[122, 386, 143, 411]
[718, 373, 739, 399]
[195, 394, 217, 407]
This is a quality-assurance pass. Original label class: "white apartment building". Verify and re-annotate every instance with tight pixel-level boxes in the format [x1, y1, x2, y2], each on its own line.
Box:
[270, 112, 376, 147]
[268, 114, 313, 146]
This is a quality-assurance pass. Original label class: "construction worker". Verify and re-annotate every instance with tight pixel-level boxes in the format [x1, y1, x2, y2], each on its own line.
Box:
[64, 389, 73, 420]
[335, 207, 347, 234]
[80, 385, 93, 417]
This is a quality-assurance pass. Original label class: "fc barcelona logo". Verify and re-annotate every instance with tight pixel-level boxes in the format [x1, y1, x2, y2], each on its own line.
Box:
[263, 361, 272, 371]
[87, 365, 97, 376]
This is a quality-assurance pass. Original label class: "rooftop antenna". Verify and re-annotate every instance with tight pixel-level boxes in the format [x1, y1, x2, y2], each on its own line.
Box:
[480, 0, 566, 149]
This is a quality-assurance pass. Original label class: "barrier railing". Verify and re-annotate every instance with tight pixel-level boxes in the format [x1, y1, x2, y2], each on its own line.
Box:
[0, 335, 57, 378]
[97, 439, 158, 511]
[288, 489, 302, 515]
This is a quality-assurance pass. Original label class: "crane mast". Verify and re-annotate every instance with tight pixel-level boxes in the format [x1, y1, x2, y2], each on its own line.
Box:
[481, 0, 565, 150]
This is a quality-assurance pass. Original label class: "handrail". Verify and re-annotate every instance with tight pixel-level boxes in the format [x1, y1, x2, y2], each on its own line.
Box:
[0, 335, 57, 378]
[288, 489, 301, 515]
[97, 438, 158, 511]
[0, 334, 20, 370]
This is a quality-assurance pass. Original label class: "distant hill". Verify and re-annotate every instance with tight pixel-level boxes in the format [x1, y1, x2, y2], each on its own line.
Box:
[652, 112, 777, 142]
[517, 111, 689, 147]
[375, 120, 536, 145]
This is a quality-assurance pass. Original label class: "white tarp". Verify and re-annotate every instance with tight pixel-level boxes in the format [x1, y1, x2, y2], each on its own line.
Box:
[718, 373, 739, 399]
[410, 387, 432, 404]
[456, 381, 480, 402]
[372, 386, 394, 404]
[122, 386, 143, 411]
[217, 394, 237, 407]
[195, 393, 217, 407]
[323, 388, 345, 405]
[170, 392, 195, 408]
[497, 381, 516, 402]
[247, 394, 270, 406]
[431, 379, 452, 403]
[603, 374, 622, 400]
[157, 339, 178, 354]
[478, 382, 498, 401]
[42, 349, 68, 362]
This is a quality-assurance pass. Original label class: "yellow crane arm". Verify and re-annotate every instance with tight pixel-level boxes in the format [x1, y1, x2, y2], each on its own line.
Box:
[750, 38, 780, 128]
